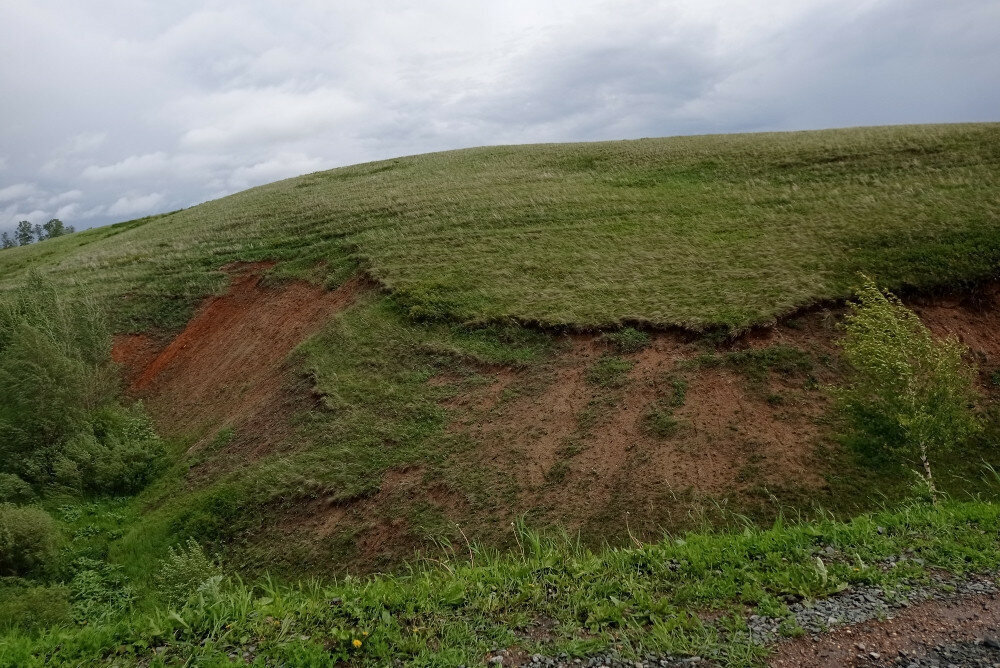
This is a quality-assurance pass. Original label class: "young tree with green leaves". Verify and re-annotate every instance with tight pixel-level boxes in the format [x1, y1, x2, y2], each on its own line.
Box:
[837, 278, 981, 501]
[14, 221, 34, 246]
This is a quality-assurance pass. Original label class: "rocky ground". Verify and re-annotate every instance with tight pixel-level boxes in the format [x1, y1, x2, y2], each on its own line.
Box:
[497, 569, 1000, 667]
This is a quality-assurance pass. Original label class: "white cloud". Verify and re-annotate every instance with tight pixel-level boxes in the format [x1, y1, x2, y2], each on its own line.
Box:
[106, 192, 165, 217]
[66, 131, 108, 154]
[176, 87, 364, 150]
[82, 152, 171, 181]
[55, 203, 79, 219]
[47, 189, 83, 206]
[0, 183, 41, 202]
[228, 152, 326, 190]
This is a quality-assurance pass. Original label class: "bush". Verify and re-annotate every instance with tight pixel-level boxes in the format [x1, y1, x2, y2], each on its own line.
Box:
[0, 505, 60, 576]
[836, 279, 981, 499]
[0, 474, 34, 504]
[0, 274, 164, 496]
[0, 580, 71, 631]
[68, 557, 135, 623]
[155, 539, 223, 605]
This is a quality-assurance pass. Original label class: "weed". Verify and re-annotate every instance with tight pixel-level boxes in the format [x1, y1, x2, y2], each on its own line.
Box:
[586, 356, 634, 388]
[644, 409, 679, 438]
[601, 328, 651, 354]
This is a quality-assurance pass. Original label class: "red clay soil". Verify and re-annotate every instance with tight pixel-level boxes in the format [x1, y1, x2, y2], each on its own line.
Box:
[454, 331, 832, 535]
[443, 284, 1000, 539]
[769, 591, 1000, 667]
[113, 263, 363, 457]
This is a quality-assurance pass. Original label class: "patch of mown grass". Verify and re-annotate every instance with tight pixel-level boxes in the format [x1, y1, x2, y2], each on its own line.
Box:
[3, 501, 1000, 667]
[1, 124, 998, 333]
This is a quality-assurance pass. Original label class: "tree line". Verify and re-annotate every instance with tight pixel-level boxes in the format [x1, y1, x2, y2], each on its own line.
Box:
[0, 219, 74, 249]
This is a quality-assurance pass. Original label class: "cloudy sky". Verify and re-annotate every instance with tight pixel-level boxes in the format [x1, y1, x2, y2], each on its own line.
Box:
[1, 0, 998, 235]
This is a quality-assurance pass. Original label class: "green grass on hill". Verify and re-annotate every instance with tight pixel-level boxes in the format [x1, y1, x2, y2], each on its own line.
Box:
[1, 124, 998, 332]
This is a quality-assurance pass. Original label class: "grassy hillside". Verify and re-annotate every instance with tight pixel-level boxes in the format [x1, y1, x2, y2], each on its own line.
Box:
[2, 124, 1000, 666]
[1, 123, 998, 332]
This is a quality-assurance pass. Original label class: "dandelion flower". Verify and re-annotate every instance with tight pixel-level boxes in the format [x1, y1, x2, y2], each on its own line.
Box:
[353, 639, 363, 648]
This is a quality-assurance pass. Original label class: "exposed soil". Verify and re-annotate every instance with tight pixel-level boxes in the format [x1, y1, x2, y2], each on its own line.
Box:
[256, 465, 472, 573]
[770, 591, 1000, 667]
[439, 284, 1000, 541]
[113, 263, 363, 460]
[111, 260, 1000, 570]
[450, 327, 835, 537]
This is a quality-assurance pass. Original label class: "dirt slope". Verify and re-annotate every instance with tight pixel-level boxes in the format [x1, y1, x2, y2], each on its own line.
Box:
[113, 263, 363, 457]
[112, 260, 1000, 568]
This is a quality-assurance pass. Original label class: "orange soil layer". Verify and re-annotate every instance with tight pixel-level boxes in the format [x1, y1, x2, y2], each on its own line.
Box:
[113, 263, 362, 456]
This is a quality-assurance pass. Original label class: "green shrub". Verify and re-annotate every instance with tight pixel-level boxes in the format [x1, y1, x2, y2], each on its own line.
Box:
[0, 474, 34, 504]
[0, 274, 163, 496]
[155, 539, 223, 605]
[0, 505, 60, 576]
[0, 580, 71, 631]
[68, 557, 135, 623]
[836, 279, 981, 500]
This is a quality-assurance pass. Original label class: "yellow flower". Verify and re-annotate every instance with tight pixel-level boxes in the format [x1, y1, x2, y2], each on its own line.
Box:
[352, 639, 362, 648]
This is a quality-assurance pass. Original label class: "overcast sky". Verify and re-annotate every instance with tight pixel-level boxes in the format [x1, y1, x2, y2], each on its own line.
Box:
[1, 0, 998, 235]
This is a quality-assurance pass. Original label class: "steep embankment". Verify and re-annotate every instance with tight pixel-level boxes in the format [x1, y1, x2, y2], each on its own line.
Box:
[107, 262, 1000, 574]
[113, 263, 365, 456]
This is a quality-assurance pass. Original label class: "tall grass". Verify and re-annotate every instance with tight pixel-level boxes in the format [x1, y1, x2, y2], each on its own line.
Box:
[0, 275, 163, 496]
[3, 500, 999, 666]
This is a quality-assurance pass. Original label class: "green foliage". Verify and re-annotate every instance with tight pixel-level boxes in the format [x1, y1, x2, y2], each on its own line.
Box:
[0, 275, 164, 496]
[155, 539, 223, 606]
[0, 505, 60, 577]
[0, 475, 34, 504]
[586, 356, 635, 388]
[601, 327, 651, 354]
[0, 581, 71, 632]
[67, 557, 135, 623]
[836, 279, 982, 492]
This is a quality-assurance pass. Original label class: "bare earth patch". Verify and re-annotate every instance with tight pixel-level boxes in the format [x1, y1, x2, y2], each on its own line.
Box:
[113, 263, 363, 459]
[770, 590, 1000, 667]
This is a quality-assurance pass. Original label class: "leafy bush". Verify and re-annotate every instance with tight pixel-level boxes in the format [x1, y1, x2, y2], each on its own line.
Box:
[155, 539, 223, 606]
[0, 580, 71, 631]
[836, 279, 981, 499]
[0, 474, 34, 504]
[0, 274, 163, 496]
[0, 505, 60, 576]
[68, 557, 135, 623]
